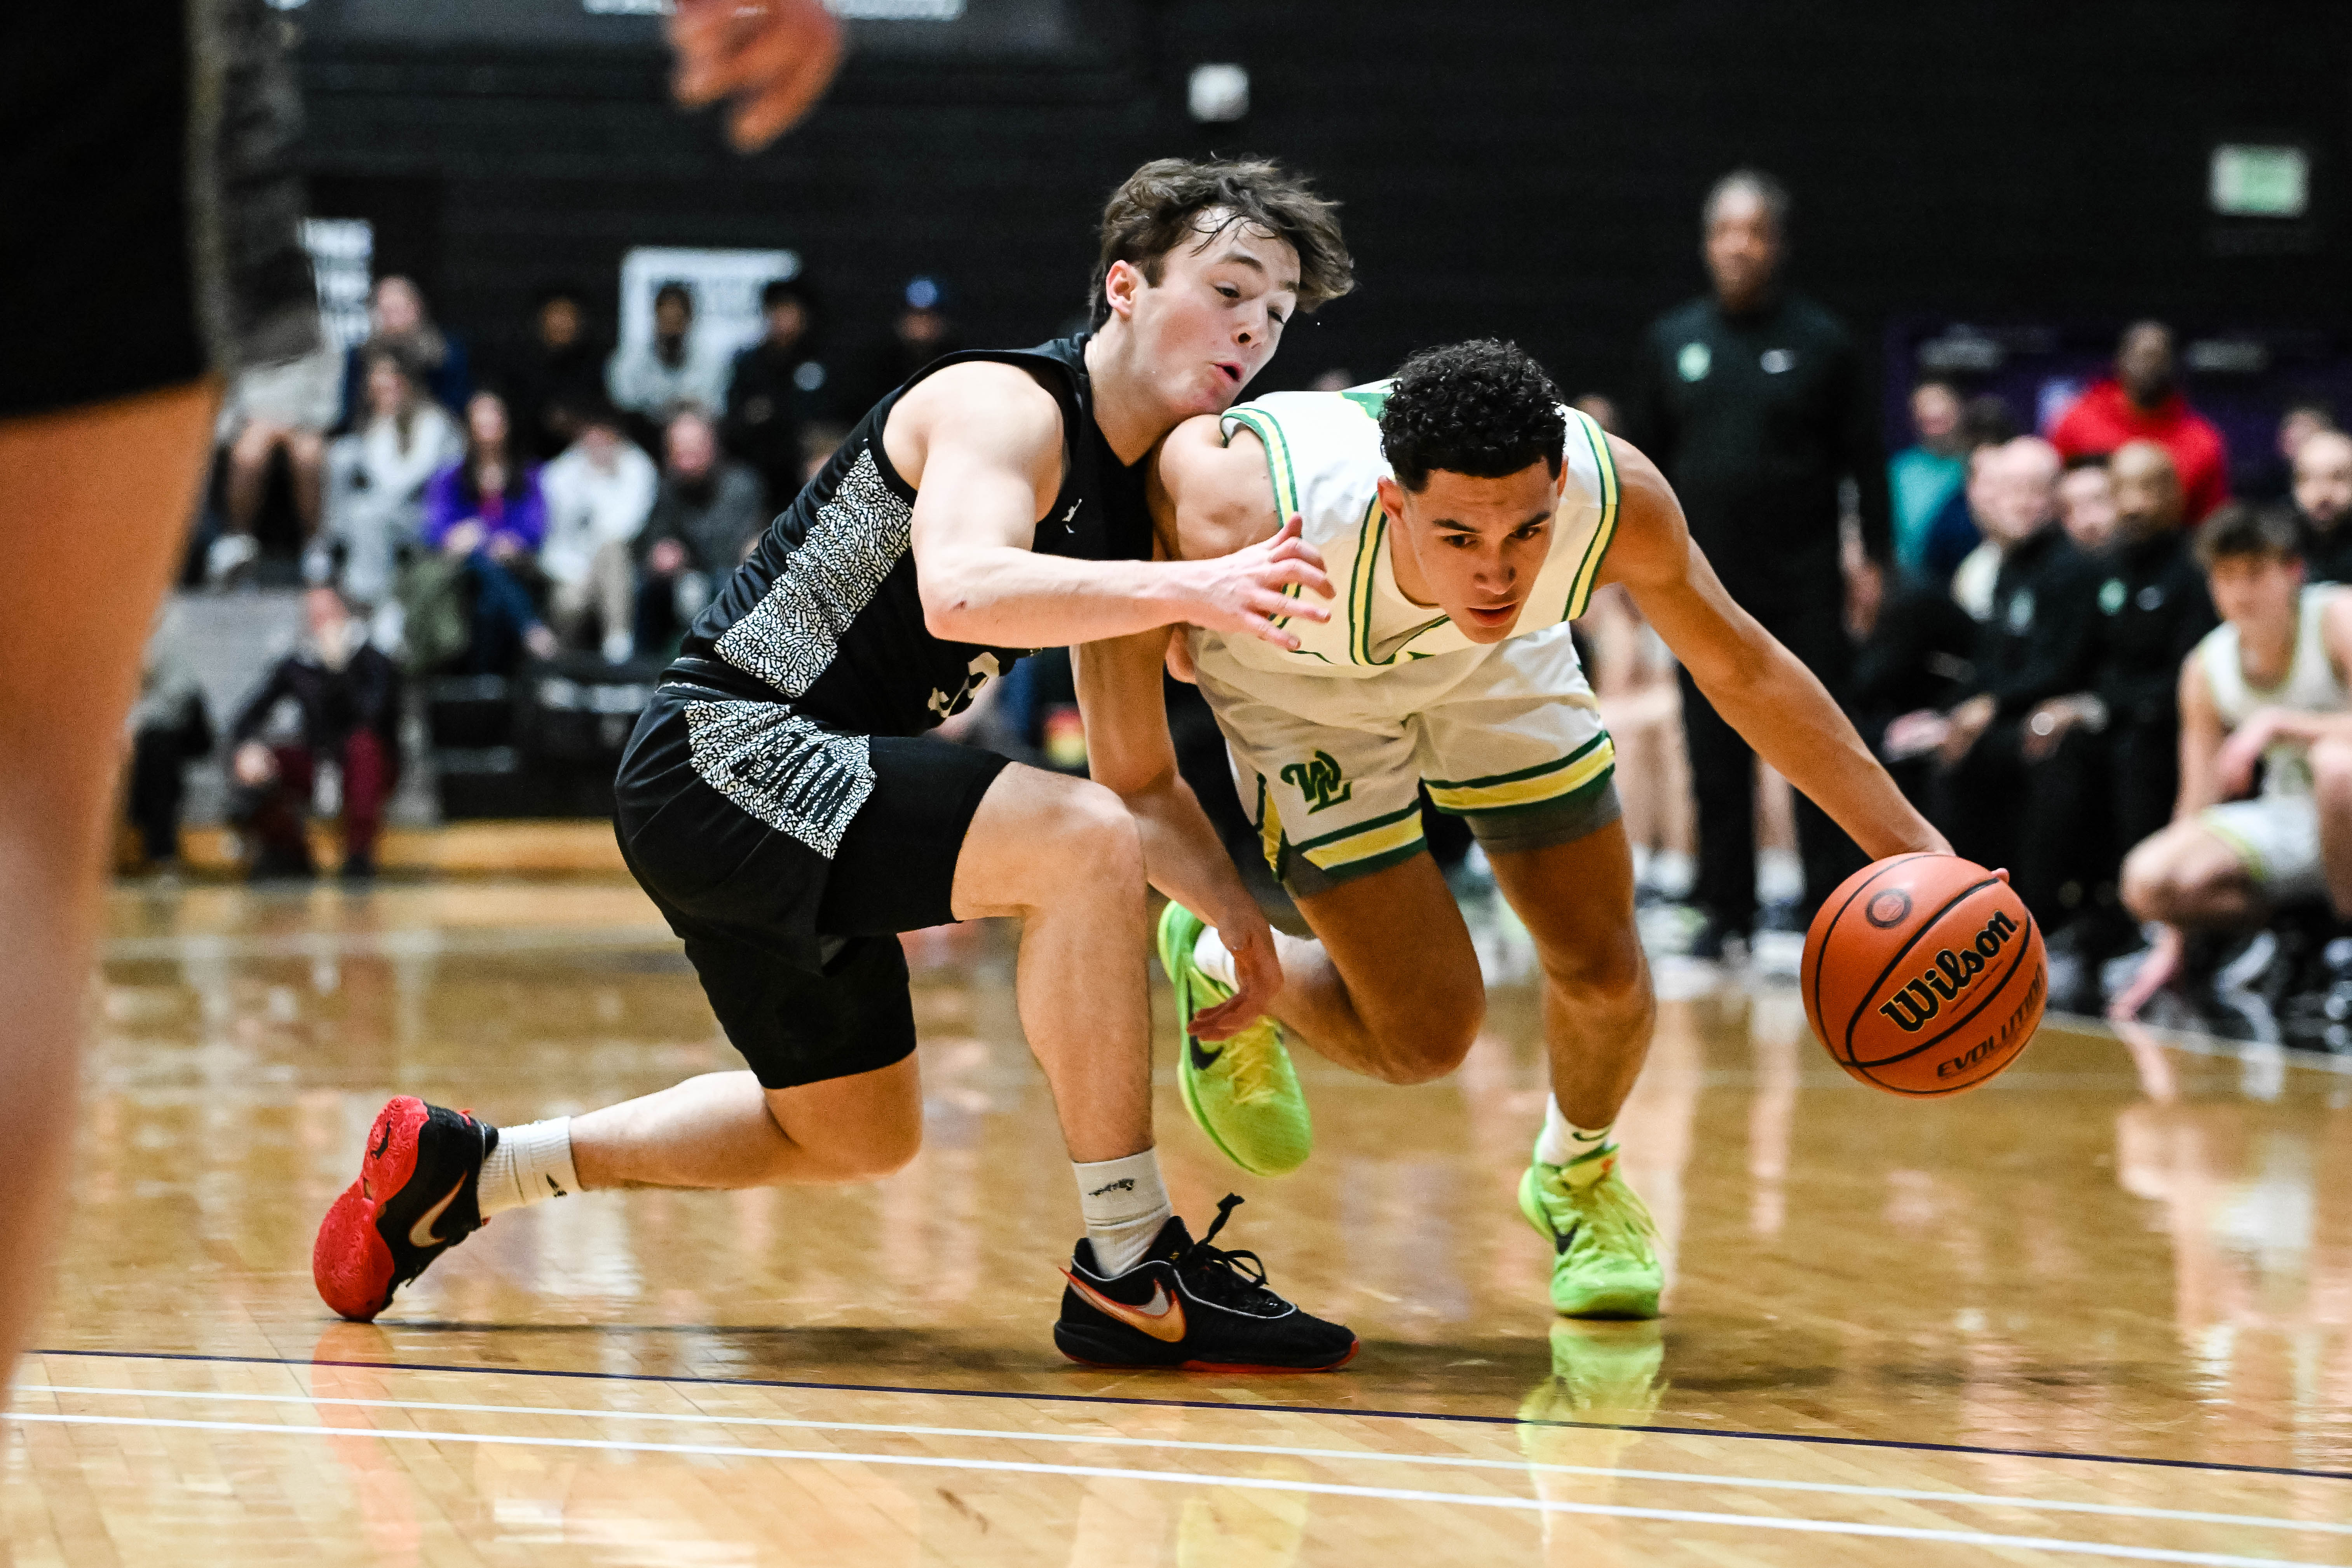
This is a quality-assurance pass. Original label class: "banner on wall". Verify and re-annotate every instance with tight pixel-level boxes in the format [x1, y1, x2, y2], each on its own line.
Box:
[617, 247, 801, 372]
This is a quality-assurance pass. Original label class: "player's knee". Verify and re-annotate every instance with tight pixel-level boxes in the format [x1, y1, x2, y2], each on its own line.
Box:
[1369, 991, 1484, 1084]
[1057, 783, 1145, 890]
[2120, 843, 2192, 923]
[1538, 931, 1647, 1009]
[2313, 741, 2352, 806]
[797, 1118, 922, 1183]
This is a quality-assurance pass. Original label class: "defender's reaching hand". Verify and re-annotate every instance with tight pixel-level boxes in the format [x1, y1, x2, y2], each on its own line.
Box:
[1173, 515, 1333, 651]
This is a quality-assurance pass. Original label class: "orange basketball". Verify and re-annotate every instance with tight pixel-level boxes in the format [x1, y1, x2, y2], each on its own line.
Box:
[1801, 853, 2047, 1097]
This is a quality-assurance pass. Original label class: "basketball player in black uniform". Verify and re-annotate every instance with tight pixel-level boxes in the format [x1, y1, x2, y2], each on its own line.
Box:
[313, 159, 1365, 1371]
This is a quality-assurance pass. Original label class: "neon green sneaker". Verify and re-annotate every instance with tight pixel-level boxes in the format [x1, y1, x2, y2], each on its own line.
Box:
[1517, 1146, 1663, 1319]
[1157, 900, 1311, 1177]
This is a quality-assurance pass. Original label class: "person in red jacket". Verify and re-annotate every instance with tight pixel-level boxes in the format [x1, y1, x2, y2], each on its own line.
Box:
[2050, 321, 2230, 522]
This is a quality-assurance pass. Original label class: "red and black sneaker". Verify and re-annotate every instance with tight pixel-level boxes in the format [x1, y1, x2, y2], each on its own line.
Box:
[1054, 1195, 1358, 1373]
[312, 1097, 497, 1322]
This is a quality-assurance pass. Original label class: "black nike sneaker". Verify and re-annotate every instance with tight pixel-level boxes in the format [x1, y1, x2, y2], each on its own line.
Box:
[1054, 1195, 1358, 1372]
[312, 1096, 497, 1321]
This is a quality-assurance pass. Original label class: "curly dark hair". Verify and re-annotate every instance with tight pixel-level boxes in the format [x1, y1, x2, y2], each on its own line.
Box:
[1379, 340, 1566, 492]
[1091, 157, 1353, 328]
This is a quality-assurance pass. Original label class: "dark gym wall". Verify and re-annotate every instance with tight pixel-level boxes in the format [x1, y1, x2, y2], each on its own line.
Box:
[293, 1, 2352, 404]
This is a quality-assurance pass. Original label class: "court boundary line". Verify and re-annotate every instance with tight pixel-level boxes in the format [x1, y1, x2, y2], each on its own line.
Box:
[5, 1410, 2328, 1568]
[19, 1382, 2347, 1537]
[34, 1348, 2352, 1484]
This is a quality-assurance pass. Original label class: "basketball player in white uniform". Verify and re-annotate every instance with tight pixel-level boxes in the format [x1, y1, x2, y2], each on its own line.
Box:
[2114, 505, 2352, 1017]
[1080, 340, 1945, 1317]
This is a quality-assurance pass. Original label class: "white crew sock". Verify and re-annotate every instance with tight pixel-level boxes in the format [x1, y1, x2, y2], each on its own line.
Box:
[1536, 1097, 1616, 1186]
[1191, 926, 1239, 991]
[478, 1117, 580, 1217]
[1072, 1149, 1174, 1275]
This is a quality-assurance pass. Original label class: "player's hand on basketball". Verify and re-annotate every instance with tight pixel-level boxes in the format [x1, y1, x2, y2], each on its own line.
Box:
[1190, 910, 1283, 1041]
[1181, 515, 1333, 651]
[668, 0, 843, 152]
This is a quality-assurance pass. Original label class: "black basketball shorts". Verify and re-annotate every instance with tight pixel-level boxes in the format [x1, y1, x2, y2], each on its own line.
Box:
[0, 0, 319, 418]
[615, 685, 1013, 1090]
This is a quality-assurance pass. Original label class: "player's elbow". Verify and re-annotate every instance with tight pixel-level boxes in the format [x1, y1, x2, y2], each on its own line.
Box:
[917, 576, 981, 643]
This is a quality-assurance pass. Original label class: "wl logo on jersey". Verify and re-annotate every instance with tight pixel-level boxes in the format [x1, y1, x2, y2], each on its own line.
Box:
[1281, 751, 1353, 813]
[1877, 910, 2020, 1032]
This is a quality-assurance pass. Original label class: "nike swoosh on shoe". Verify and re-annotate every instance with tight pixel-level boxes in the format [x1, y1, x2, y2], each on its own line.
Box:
[408, 1179, 468, 1249]
[1188, 1036, 1225, 1072]
[1060, 1271, 1188, 1343]
[1554, 1219, 1580, 1257]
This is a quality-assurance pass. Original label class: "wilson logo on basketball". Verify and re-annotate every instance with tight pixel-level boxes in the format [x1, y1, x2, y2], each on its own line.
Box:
[1876, 910, 2020, 1033]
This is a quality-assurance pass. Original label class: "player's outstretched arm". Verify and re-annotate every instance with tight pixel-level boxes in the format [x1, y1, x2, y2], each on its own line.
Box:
[1073, 626, 1283, 1038]
[891, 370, 1334, 651]
[1597, 435, 1949, 861]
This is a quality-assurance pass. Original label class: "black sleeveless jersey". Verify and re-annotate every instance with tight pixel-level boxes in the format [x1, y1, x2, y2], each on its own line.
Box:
[666, 334, 1152, 735]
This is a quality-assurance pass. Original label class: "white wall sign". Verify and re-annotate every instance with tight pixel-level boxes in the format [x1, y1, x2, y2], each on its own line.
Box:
[617, 246, 801, 368]
[301, 217, 375, 351]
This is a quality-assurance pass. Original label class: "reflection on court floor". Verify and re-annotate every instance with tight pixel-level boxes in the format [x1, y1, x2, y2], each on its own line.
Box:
[7, 879, 2349, 1565]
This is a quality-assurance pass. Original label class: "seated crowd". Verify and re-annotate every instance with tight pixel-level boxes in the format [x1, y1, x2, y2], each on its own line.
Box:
[1850, 322, 2352, 1029]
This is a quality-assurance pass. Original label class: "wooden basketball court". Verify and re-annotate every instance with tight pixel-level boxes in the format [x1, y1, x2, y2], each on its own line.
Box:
[9, 876, 2349, 1565]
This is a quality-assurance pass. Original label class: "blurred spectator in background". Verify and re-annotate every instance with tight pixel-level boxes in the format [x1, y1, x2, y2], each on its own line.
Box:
[540, 402, 657, 661]
[2293, 428, 2352, 583]
[2083, 443, 2213, 780]
[340, 276, 469, 425]
[2113, 508, 2352, 1019]
[123, 615, 214, 873]
[209, 340, 344, 585]
[1571, 392, 1622, 434]
[413, 390, 554, 675]
[799, 421, 848, 488]
[1888, 377, 1967, 574]
[1627, 169, 1889, 953]
[2050, 322, 2228, 522]
[227, 586, 403, 881]
[633, 408, 767, 658]
[321, 351, 462, 607]
[2238, 396, 2336, 504]
[1888, 437, 2098, 931]
[608, 281, 728, 449]
[848, 276, 961, 413]
[507, 284, 608, 463]
[1848, 545, 1977, 818]
[2057, 455, 2120, 553]
[1923, 394, 2020, 600]
[723, 278, 830, 508]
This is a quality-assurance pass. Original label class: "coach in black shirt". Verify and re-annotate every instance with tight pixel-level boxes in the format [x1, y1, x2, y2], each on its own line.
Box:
[1627, 170, 1890, 950]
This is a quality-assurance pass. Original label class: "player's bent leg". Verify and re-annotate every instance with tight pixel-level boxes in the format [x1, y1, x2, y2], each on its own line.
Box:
[1487, 819, 1664, 1320]
[574, 1064, 924, 1190]
[1281, 853, 1487, 1084]
[949, 764, 1153, 1163]
[315, 1064, 926, 1323]
[2119, 820, 2264, 928]
[0, 382, 220, 1373]
[952, 765, 1354, 1371]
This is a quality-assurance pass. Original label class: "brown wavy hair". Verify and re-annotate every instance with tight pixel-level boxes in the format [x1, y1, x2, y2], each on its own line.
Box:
[1090, 157, 1353, 328]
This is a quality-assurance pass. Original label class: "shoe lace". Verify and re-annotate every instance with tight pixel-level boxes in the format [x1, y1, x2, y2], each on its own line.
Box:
[1222, 1016, 1288, 1105]
[1545, 1163, 1658, 1261]
[1173, 1194, 1285, 1312]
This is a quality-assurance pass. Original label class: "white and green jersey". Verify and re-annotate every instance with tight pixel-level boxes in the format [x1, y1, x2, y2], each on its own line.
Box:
[1186, 385, 1623, 890]
[1209, 384, 1622, 679]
